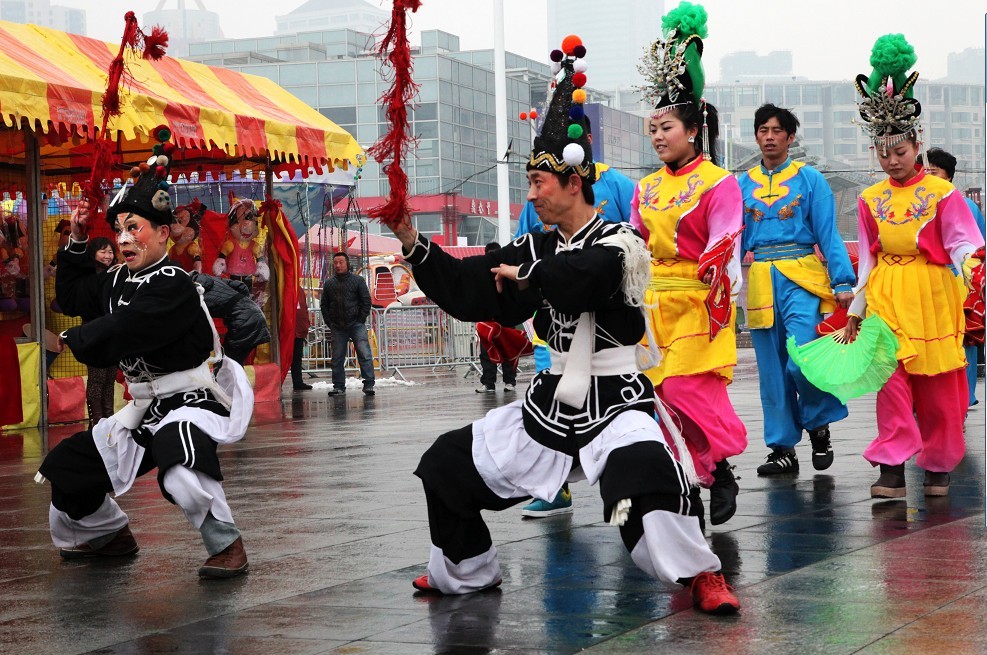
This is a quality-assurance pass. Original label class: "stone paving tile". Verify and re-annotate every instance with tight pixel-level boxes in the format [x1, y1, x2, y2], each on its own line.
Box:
[0, 359, 984, 654]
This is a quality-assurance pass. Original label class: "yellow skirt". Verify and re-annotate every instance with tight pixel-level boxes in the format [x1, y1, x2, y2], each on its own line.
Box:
[867, 253, 966, 376]
[641, 259, 736, 386]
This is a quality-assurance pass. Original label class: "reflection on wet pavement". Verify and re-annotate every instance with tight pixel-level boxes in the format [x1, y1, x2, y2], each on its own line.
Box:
[1, 355, 984, 654]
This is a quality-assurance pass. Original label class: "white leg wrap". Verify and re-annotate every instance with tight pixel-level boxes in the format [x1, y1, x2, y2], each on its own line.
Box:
[49, 496, 128, 549]
[426, 544, 501, 595]
[630, 509, 721, 585]
[162, 467, 234, 529]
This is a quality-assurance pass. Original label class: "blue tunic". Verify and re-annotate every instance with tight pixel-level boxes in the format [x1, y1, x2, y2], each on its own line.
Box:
[738, 158, 855, 449]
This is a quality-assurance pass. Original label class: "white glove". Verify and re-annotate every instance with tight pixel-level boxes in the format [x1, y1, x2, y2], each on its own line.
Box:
[212, 257, 226, 276]
[255, 260, 270, 282]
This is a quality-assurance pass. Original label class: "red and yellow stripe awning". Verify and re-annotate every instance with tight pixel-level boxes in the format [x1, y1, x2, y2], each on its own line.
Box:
[0, 20, 363, 171]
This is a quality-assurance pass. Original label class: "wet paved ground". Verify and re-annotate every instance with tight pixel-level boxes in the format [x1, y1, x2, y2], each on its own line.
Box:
[1, 350, 985, 655]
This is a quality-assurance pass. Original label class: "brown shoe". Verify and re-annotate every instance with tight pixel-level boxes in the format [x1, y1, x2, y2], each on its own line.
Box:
[871, 464, 906, 498]
[59, 525, 139, 560]
[923, 471, 950, 496]
[198, 536, 249, 579]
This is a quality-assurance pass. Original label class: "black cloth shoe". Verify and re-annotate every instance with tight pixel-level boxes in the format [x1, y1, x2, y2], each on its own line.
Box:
[293, 383, 313, 391]
[363, 387, 375, 396]
[709, 459, 739, 525]
[757, 447, 799, 476]
[807, 425, 834, 470]
[871, 463, 906, 498]
[327, 388, 345, 396]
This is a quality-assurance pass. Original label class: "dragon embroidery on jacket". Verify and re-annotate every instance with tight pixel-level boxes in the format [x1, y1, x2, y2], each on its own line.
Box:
[662, 174, 705, 210]
[639, 179, 662, 211]
[777, 194, 803, 220]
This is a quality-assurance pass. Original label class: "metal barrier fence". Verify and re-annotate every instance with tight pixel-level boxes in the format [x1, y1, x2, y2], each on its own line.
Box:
[298, 296, 482, 380]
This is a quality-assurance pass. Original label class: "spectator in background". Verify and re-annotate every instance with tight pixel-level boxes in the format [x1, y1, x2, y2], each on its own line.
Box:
[475, 242, 518, 393]
[923, 147, 986, 407]
[321, 252, 375, 396]
[292, 297, 312, 391]
[84, 237, 119, 427]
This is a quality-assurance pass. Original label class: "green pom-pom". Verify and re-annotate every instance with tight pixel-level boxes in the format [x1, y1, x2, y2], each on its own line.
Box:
[156, 127, 172, 142]
[867, 33, 917, 96]
[661, 1, 708, 40]
[870, 34, 916, 77]
[152, 144, 164, 155]
[567, 123, 584, 139]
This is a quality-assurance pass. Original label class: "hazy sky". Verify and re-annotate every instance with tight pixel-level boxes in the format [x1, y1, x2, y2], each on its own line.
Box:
[58, 0, 985, 82]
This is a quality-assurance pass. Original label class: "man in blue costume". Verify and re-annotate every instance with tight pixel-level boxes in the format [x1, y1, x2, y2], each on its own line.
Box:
[513, 117, 636, 517]
[738, 104, 855, 476]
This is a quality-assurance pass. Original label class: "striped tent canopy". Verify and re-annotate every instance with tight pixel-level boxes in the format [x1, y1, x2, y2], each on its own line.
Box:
[0, 20, 363, 172]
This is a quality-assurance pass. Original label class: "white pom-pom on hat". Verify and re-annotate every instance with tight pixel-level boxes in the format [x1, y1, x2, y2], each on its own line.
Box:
[573, 59, 588, 73]
[562, 142, 585, 166]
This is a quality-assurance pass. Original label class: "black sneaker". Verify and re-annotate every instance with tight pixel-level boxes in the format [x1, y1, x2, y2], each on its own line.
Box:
[363, 387, 375, 396]
[756, 448, 799, 476]
[709, 459, 739, 525]
[327, 388, 345, 396]
[807, 426, 834, 470]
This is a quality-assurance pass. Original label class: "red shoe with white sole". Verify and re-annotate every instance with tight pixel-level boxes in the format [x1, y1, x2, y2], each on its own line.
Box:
[412, 574, 502, 594]
[690, 571, 740, 615]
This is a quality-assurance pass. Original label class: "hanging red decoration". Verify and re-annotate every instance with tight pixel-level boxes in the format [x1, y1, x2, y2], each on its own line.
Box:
[85, 12, 169, 227]
[365, 0, 422, 229]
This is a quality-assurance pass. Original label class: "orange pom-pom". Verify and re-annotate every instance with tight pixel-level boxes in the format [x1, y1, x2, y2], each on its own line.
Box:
[139, 162, 150, 173]
[572, 89, 587, 104]
[130, 167, 141, 179]
[561, 35, 582, 56]
[520, 112, 528, 121]
[529, 109, 538, 119]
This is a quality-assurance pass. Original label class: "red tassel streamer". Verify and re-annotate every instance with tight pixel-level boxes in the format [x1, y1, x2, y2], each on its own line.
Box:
[366, 0, 422, 229]
[85, 12, 169, 226]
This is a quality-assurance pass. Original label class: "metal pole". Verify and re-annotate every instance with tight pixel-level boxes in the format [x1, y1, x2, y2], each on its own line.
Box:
[25, 129, 47, 435]
[493, 0, 511, 245]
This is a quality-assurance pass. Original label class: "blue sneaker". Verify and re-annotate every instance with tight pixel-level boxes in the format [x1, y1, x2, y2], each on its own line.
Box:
[521, 488, 573, 517]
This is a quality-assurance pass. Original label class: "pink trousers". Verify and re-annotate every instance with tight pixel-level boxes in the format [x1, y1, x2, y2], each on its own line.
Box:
[656, 374, 748, 486]
[864, 364, 968, 473]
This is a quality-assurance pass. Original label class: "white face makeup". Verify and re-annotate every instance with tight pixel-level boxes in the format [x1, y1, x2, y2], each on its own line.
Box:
[114, 213, 168, 272]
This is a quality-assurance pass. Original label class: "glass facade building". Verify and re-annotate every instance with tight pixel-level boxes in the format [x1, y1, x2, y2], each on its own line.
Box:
[187, 28, 654, 244]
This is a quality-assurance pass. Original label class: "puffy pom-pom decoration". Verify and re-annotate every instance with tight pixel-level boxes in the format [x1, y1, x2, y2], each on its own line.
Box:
[562, 142, 585, 166]
[153, 125, 171, 142]
[151, 189, 171, 211]
[550, 49, 564, 62]
[157, 181, 169, 190]
[551, 61, 562, 75]
[572, 72, 587, 88]
[573, 45, 586, 58]
[567, 123, 584, 139]
[154, 165, 166, 178]
[139, 162, 151, 173]
[573, 59, 588, 73]
[572, 89, 587, 104]
[162, 142, 177, 155]
[529, 109, 538, 119]
[156, 155, 169, 167]
[569, 105, 584, 121]
[152, 144, 163, 155]
[520, 112, 528, 121]
[869, 33, 916, 77]
[130, 166, 141, 179]
[561, 35, 582, 56]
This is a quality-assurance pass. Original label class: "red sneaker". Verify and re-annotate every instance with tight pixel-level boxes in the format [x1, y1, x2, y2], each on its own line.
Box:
[690, 571, 739, 615]
[411, 574, 502, 594]
[412, 574, 439, 593]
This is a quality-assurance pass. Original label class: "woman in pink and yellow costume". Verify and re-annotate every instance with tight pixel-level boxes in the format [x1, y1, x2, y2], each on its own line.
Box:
[846, 35, 984, 498]
[630, 2, 746, 527]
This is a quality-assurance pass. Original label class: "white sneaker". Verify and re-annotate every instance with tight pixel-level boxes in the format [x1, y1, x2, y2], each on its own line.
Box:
[504, 384, 516, 392]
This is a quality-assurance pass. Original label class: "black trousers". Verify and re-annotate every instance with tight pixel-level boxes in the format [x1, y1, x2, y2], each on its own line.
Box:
[291, 337, 306, 386]
[478, 350, 516, 387]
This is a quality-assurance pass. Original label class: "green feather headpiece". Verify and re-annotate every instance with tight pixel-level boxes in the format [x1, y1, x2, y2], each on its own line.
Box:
[853, 33, 922, 149]
[640, 1, 708, 113]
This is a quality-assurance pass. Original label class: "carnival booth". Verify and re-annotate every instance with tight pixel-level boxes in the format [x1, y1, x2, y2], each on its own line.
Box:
[0, 18, 363, 432]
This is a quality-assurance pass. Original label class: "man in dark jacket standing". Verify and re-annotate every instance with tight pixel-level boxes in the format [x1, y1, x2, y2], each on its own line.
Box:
[320, 252, 375, 395]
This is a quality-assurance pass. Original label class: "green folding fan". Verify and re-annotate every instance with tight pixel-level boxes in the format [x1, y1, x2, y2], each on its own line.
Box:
[786, 314, 900, 403]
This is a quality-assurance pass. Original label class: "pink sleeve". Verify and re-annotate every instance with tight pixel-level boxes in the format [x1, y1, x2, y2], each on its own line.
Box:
[848, 197, 877, 317]
[629, 183, 649, 243]
[940, 190, 985, 270]
[704, 176, 743, 246]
